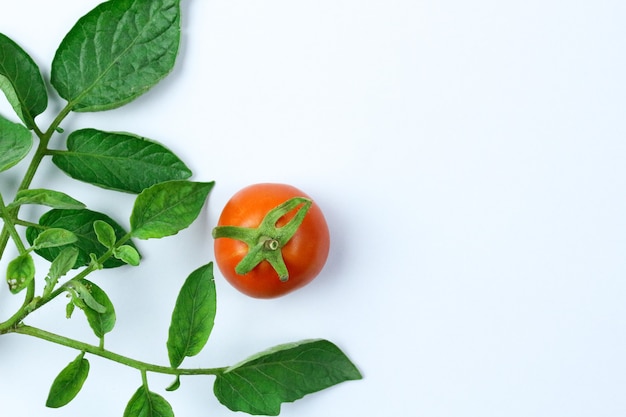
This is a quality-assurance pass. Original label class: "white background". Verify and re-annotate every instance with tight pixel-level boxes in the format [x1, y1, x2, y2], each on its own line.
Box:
[1, 0, 626, 416]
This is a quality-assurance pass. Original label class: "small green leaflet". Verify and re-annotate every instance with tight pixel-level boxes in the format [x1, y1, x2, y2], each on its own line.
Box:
[45, 247, 80, 296]
[130, 181, 214, 239]
[70, 279, 116, 339]
[214, 339, 363, 416]
[124, 387, 174, 417]
[66, 301, 76, 319]
[51, 0, 181, 112]
[26, 209, 139, 269]
[0, 116, 32, 172]
[48, 247, 79, 282]
[167, 263, 216, 369]
[52, 129, 192, 193]
[32, 228, 78, 250]
[93, 220, 117, 249]
[114, 245, 140, 266]
[6, 253, 35, 294]
[0, 33, 48, 128]
[165, 376, 181, 392]
[46, 353, 89, 408]
[70, 280, 106, 314]
[8, 189, 85, 210]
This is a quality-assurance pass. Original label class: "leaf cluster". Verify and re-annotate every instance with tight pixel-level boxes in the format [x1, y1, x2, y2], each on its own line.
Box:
[0, 0, 361, 415]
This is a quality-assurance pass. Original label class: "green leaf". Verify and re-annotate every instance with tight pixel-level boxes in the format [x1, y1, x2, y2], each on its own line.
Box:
[89, 253, 103, 270]
[46, 353, 90, 408]
[26, 209, 139, 269]
[0, 116, 32, 172]
[8, 189, 85, 210]
[93, 220, 117, 249]
[214, 339, 363, 416]
[167, 263, 216, 368]
[114, 245, 140, 266]
[130, 181, 214, 240]
[71, 279, 116, 338]
[124, 387, 174, 417]
[0, 33, 47, 128]
[6, 253, 35, 294]
[70, 280, 106, 314]
[48, 247, 80, 282]
[52, 129, 192, 193]
[45, 247, 80, 295]
[165, 376, 181, 392]
[65, 300, 76, 319]
[32, 228, 78, 250]
[51, 0, 181, 112]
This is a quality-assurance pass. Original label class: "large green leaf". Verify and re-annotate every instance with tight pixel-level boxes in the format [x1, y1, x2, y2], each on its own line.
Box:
[51, 0, 181, 112]
[214, 339, 363, 415]
[130, 181, 214, 239]
[0, 116, 32, 172]
[167, 263, 216, 368]
[26, 209, 139, 269]
[0, 33, 47, 128]
[46, 353, 90, 408]
[52, 128, 192, 193]
[123, 386, 174, 417]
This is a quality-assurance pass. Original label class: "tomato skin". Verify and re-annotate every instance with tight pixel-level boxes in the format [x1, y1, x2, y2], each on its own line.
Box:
[213, 183, 330, 298]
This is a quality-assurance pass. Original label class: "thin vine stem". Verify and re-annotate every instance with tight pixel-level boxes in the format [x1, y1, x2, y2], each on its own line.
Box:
[0, 194, 27, 254]
[12, 218, 46, 229]
[12, 325, 228, 377]
[0, 101, 74, 261]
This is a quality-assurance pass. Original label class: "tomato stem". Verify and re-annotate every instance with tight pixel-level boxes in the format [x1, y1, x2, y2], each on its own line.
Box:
[264, 238, 280, 251]
[212, 197, 312, 282]
[11, 325, 228, 377]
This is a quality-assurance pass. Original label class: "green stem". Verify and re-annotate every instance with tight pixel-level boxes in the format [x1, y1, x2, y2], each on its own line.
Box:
[0, 232, 133, 332]
[0, 278, 65, 333]
[42, 102, 74, 140]
[0, 194, 27, 254]
[12, 325, 227, 377]
[0, 102, 73, 261]
[13, 218, 46, 229]
[141, 368, 149, 388]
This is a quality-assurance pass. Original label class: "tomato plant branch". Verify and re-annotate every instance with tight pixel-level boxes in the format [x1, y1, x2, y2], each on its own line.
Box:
[0, 3, 362, 413]
[12, 325, 228, 377]
[0, 102, 74, 261]
[0, 232, 132, 333]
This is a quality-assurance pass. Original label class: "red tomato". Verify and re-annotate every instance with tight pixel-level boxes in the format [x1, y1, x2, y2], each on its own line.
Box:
[212, 183, 330, 298]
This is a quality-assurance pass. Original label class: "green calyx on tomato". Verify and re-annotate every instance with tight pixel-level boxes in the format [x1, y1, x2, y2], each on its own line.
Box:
[212, 197, 312, 282]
